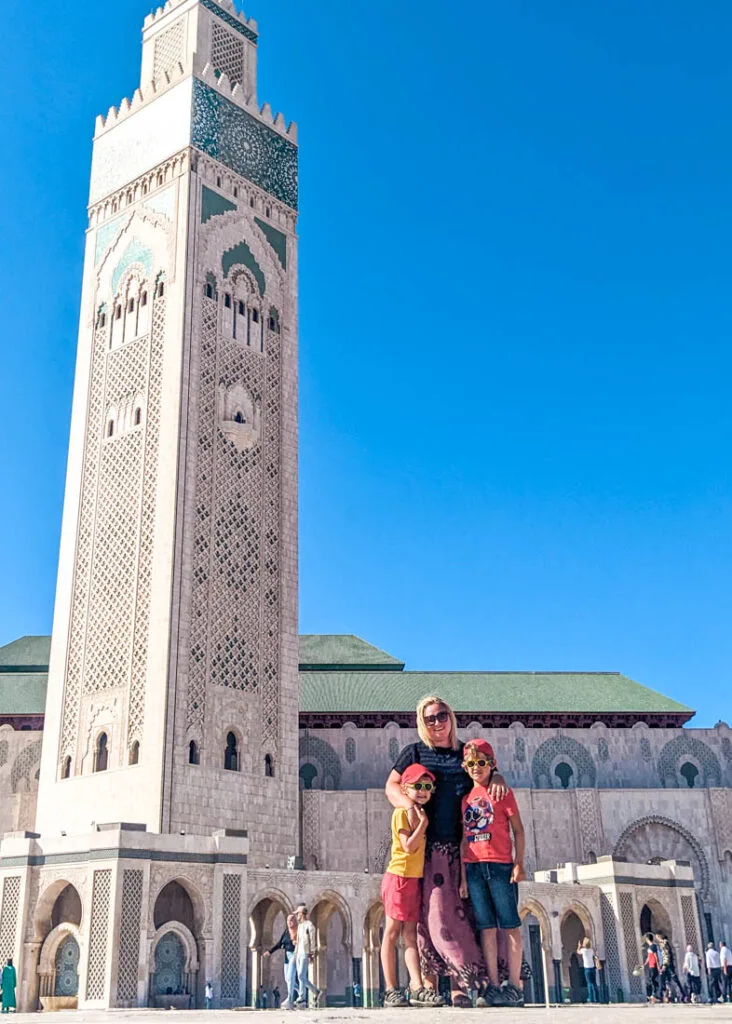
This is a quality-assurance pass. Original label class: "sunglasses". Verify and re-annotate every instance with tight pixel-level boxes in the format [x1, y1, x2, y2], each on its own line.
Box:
[462, 759, 496, 769]
[408, 782, 435, 792]
[424, 710, 449, 726]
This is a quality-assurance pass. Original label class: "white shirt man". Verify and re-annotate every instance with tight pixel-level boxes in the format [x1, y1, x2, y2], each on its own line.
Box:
[707, 945, 721, 970]
[683, 948, 700, 976]
[721, 943, 732, 970]
[579, 946, 596, 970]
[294, 906, 321, 1007]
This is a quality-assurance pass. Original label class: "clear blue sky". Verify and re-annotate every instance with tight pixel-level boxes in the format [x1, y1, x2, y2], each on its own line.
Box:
[1, 0, 731, 726]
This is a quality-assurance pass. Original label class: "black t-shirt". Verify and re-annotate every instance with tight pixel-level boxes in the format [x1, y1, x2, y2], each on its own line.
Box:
[392, 740, 471, 844]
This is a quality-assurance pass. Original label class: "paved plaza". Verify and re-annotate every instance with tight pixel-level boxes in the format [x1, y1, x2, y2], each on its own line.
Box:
[5, 1009, 732, 1023]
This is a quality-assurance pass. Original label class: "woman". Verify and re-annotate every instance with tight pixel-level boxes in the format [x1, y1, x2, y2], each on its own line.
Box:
[263, 912, 299, 1010]
[577, 937, 599, 1003]
[385, 695, 508, 1007]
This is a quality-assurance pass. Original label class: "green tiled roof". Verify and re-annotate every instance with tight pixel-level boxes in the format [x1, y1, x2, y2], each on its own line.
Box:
[0, 635, 51, 668]
[0, 673, 47, 714]
[299, 635, 404, 671]
[299, 670, 693, 716]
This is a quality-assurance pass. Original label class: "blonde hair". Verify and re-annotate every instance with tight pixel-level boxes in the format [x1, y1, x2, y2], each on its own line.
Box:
[582, 937, 591, 948]
[416, 695, 459, 750]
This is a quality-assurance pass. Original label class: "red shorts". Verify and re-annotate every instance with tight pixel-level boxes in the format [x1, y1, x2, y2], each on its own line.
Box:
[381, 872, 422, 923]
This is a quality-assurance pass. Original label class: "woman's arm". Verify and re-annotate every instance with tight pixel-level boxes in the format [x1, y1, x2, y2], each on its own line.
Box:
[385, 769, 414, 811]
[488, 772, 508, 801]
[459, 839, 469, 899]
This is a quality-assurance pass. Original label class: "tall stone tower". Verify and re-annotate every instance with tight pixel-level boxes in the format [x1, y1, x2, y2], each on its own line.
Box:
[36, 0, 299, 865]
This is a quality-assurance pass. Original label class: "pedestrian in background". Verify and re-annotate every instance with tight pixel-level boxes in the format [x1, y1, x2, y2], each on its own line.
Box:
[577, 938, 599, 1004]
[205, 981, 213, 1010]
[719, 941, 732, 1002]
[706, 942, 722, 1003]
[682, 945, 701, 1003]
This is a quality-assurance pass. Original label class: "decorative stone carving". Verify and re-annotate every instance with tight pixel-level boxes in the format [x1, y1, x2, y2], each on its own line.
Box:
[217, 382, 261, 451]
[531, 736, 596, 789]
[614, 816, 710, 900]
[657, 735, 721, 788]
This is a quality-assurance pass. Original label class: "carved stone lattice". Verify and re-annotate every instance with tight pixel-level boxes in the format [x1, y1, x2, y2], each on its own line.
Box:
[0, 877, 20, 964]
[61, 318, 107, 759]
[576, 789, 604, 859]
[640, 738, 652, 762]
[345, 738, 356, 764]
[211, 23, 245, 86]
[614, 816, 710, 900]
[128, 287, 166, 744]
[86, 870, 112, 1000]
[117, 870, 143, 1003]
[10, 739, 42, 793]
[0, 741, 8, 768]
[709, 789, 732, 854]
[531, 735, 596, 788]
[388, 737, 399, 763]
[618, 891, 643, 998]
[221, 874, 241, 1000]
[299, 735, 341, 790]
[599, 892, 621, 998]
[153, 20, 185, 81]
[301, 791, 320, 870]
[680, 895, 699, 950]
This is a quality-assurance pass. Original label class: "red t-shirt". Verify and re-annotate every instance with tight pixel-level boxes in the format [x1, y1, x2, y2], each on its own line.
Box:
[461, 784, 519, 863]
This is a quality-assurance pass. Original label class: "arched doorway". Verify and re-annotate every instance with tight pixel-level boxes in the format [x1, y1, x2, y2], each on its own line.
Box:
[362, 903, 384, 1008]
[639, 899, 673, 943]
[560, 911, 587, 1003]
[519, 908, 548, 1005]
[310, 893, 352, 1006]
[248, 892, 292, 1008]
[150, 880, 202, 1008]
[34, 881, 84, 1011]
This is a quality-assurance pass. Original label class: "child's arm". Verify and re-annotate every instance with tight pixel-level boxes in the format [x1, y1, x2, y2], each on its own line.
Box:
[398, 806, 428, 854]
[509, 810, 526, 883]
[459, 839, 469, 900]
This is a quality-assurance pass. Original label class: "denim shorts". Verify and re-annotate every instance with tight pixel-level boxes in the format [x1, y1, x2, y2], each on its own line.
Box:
[465, 860, 521, 930]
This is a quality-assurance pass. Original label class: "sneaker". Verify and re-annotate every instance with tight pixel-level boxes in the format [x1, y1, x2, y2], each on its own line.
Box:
[483, 984, 510, 1007]
[409, 987, 445, 1007]
[383, 988, 409, 1008]
[500, 982, 524, 1007]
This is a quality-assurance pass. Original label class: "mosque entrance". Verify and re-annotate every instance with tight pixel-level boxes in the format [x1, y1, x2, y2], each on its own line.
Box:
[560, 910, 587, 1003]
[639, 900, 673, 942]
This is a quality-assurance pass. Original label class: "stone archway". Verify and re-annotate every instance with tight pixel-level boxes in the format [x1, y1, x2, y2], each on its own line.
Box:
[310, 891, 353, 1006]
[519, 900, 551, 1005]
[362, 902, 384, 1008]
[149, 877, 205, 1008]
[31, 879, 85, 1011]
[37, 923, 82, 1011]
[248, 890, 293, 1008]
[560, 910, 586, 1003]
[149, 922, 199, 1009]
[613, 816, 710, 901]
[639, 898, 673, 943]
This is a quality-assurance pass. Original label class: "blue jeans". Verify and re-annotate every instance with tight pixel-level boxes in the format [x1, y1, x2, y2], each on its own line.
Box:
[584, 967, 598, 1002]
[284, 952, 298, 1006]
[465, 861, 520, 930]
[296, 956, 319, 1004]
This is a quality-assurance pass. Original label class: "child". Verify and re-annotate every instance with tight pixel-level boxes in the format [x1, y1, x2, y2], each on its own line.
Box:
[381, 763, 445, 1008]
[459, 739, 526, 1007]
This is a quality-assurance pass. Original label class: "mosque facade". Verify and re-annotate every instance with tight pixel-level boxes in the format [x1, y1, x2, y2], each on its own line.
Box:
[0, 0, 730, 1010]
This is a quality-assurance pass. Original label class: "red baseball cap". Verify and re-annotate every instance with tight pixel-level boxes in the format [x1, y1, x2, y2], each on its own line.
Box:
[465, 739, 496, 760]
[401, 763, 436, 786]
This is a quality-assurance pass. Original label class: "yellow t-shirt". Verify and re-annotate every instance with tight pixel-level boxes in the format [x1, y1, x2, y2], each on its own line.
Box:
[385, 808, 425, 878]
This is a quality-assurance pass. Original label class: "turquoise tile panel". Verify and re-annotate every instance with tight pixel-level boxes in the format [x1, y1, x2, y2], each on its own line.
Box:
[200, 0, 258, 42]
[202, 185, 238, 223]
[254, 216, 287, 269]
[112, 239, 153, 292]
[222, 239, 265, 294]
[191, 79, 298, 210]
[144, 185, 175, 221]
[95, 215, 125, 265]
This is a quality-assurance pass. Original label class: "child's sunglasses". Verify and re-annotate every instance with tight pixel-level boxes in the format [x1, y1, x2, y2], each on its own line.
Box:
[409, 782, 435, 792]
[423, 710, 449, 726]
[462, 758, 496, 769]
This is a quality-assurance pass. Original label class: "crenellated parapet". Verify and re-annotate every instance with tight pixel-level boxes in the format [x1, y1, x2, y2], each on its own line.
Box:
[143, 0, 258, 41]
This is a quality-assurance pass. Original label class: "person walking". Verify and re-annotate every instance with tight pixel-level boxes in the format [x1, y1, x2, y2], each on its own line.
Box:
[720, 941, 732, 1002]
[264, 913, 299, 1010]
[682, 945, 701, 1003]
[644, 938, 661, 1003]
[205, 981, 214, 1010]
[386, 696, 508, 1007]
[0, 959, 15, 1014]
[294, 905, 323, 1008]
[577, 938, 599, 1004]
[706, 942, 723, 1003]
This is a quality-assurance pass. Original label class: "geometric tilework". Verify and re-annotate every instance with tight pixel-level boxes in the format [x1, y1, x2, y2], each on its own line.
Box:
[614, 815, 710, 900]
[202, 185, 237, 224]
[87, 869, 112, 1000]
[657, 735, 722, 788]
[222, 240, 265, 294]
[10, 739, 42, 793]
[221, 874, 241, 1000]
[117, 870, 143, 1003]
[0, 876, 20, 967]
[191, 80, 298, 210]
[531, 735, 596, 788]
[201, 0, 258, 43]
[112, 240, 153, 294]
[680, 895, 699, 952]
[254, 217, 287, 269]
